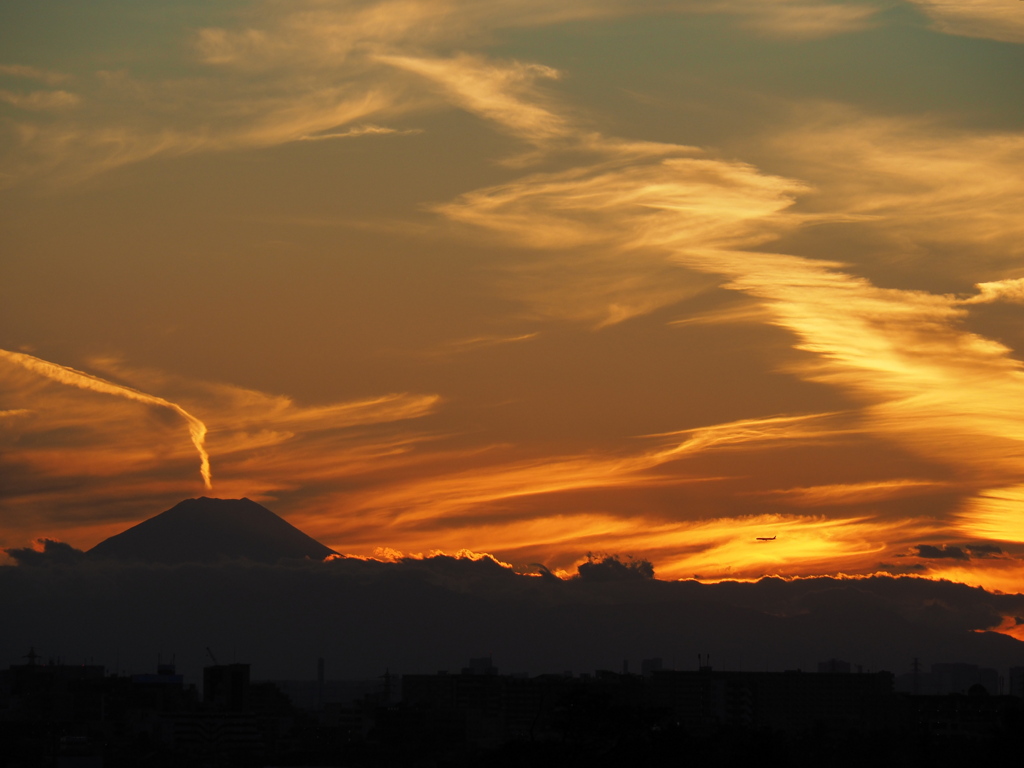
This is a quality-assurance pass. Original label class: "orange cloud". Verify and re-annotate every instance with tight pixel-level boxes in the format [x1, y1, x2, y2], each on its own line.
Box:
[0, 89, 81, 110]
[379, 54, 570, 145]
[982, 614, 1024, 643]
[962, 279, 1024, 306]
[1, 349, 212, 489]
[329, 508, 938, 584]
[768, 108, 1024, 271]
[754, 479, 954, 507]
[648, 513, 935, 581]
[925, 559, 1024, 598]
[0, 64, 70, 85]
[426, 72, 1024, 556]
[4, 1, 1020, 596]
[904, 0, 1024, 43]
[0, 355, 440, 550]
[0, 0, 887, 187]
[955, 486, 1024, 544]
[729, 0, 878, 38]
[318, 412, 849, 526]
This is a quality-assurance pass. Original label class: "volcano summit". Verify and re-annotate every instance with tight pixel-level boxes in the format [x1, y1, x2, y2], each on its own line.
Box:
[87, 497, 337, 564]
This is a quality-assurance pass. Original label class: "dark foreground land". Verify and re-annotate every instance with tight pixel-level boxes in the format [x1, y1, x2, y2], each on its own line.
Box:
[3, 657, 1023, 768]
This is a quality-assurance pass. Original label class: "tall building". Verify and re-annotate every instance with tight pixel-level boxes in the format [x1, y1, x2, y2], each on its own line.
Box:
[203, 663, 250, 711]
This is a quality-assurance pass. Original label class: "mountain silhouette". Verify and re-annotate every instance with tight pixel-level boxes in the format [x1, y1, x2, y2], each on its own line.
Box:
[87, 497, 338, 564]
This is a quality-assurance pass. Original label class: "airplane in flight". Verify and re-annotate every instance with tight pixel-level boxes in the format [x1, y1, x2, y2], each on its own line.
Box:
[756, 535, 777, 541]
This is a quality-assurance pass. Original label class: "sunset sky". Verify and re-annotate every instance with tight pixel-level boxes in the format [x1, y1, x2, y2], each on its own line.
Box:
[3, 0, 1024, 591]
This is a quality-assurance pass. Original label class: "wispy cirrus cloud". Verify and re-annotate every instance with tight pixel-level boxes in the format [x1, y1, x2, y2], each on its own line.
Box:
[0, 63, 70, 85]
[754, 478, 954, 507]
[0, 349, 212, 490]
[394, 49, 1024, 586]
[955, 486, 1024, 544]
[294, 124, 422, 141]
[380, 54, 572, 146]
[292, 410, 917, 576]
[5, 354, 833, 572]
[0, 354, 440, 550]
[727, 0, 879, 38]
[340, 507, 937, 582]
[192, 0, 879, 73]
[0, 0, 885, 187]
[4, 0, 1021, 593]
[1, 0, 1001, 189]
[961, 279, 1024, 306]
[0, 89, 81, 110]
[904, 0, 1024, 43]
[422, 332, 540, 357]
[768, 108, 1024, 276]
[0, 76, 410, 186]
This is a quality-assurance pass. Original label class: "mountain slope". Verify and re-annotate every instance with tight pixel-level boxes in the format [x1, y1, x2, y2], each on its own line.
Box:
[87, 497, 337, 564]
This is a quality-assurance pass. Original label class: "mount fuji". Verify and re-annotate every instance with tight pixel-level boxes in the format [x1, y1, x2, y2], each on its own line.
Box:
[87, 497, 338, 564]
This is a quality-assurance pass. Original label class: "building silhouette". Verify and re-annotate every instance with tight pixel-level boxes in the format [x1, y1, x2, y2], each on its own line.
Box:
[3, 650, 1024, 766]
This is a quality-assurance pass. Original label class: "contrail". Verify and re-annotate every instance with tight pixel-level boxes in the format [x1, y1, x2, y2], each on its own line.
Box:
[0, 349, 212, 489]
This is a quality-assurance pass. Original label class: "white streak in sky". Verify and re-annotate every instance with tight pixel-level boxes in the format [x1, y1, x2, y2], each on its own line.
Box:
[0, 349, 212, 489]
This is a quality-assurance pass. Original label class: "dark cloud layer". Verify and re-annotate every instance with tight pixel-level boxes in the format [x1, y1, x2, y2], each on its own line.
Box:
[576, 553, 656, 582]
[2, 554, 1021, 686]
[915, 544, 970, 561]
[913, 543, 1005, 561]
[5, 538, 85, 566]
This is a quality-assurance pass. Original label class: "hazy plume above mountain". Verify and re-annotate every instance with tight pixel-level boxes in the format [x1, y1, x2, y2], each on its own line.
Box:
[87, 497, 337, 564]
